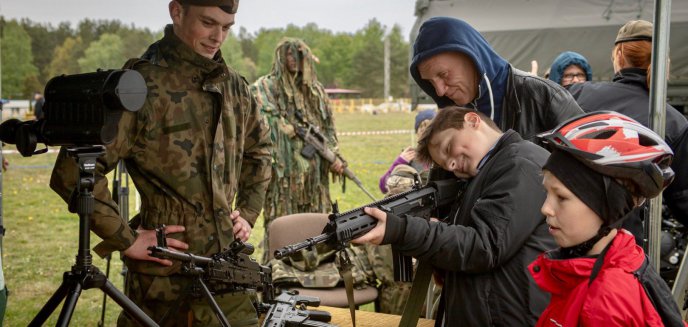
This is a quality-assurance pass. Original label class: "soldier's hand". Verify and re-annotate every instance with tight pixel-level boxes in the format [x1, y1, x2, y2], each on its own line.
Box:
[329, 159, 345, 175]
[230, 210, 252, 242]
[351, 207, 387, 245]
[123, 225, 188, 266]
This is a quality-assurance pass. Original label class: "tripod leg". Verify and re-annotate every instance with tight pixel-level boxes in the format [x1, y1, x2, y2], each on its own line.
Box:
[28, 276, 71, 327]
[197, 279, 231, 327]
[56, 279, 83, 327]
[101, 279, 159, 327]
[98, 254, 111, 327]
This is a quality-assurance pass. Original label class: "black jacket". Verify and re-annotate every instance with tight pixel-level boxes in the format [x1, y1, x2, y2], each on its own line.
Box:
[384, 131, 556, 326]
[501, 68, 584, 142]
[568, 68, 688, 228]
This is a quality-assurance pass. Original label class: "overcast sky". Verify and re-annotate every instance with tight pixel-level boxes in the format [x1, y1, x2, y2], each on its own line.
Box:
[0, 0, 417, 37]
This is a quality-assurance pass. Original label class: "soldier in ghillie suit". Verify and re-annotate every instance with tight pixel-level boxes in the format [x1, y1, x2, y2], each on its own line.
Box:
[49, 0, 272, 326]
[251, 38, 344, 259]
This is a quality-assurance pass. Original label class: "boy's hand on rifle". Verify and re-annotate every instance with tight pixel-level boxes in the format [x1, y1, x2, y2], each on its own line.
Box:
[329, 158, 345, 175]
[351, 207, 387, 245]
[124, 225, 188, 266]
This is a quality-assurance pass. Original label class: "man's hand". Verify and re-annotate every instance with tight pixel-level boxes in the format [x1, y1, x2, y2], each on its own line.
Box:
[351, 207, 387, 245]
[329, 158, 345, 175]
[400, 146, 416, 162]
[530, 60, 539, 76]
[230, 210, 252, 242]
[123, 225, 188, 266]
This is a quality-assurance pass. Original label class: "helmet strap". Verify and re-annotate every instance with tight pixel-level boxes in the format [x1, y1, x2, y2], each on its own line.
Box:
[559, 226, 613, 259]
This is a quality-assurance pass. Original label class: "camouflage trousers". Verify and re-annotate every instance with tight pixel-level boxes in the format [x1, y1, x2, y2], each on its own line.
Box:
[117, 271, 258, 327]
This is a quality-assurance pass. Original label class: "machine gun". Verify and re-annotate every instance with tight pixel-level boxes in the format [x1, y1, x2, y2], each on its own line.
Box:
[149, 227, 333, 327]
[274, 178, 465, 282]
[293, 110, 378, 202]
[258, 290, 335, 327]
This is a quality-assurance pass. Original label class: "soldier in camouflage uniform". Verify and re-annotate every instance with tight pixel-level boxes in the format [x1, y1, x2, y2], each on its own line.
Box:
[49, 1, 272, 326]
[250, 38, 344, 261]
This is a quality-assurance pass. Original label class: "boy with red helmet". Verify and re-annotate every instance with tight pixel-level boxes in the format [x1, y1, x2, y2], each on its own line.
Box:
[530, 111, 684, 326]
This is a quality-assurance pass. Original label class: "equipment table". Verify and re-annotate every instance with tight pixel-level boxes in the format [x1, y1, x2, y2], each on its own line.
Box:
[319, 306, 435, 327]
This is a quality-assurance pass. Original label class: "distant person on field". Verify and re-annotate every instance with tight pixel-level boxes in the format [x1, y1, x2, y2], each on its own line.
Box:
[378, 108, 435, 194]
[33, 92, 45, 120]
[548, 51, 592, 87]
[251, 38, 344, 262]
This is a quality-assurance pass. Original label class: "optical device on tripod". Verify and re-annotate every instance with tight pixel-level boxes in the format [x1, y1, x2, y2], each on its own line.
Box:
[0, 69, 157, 326]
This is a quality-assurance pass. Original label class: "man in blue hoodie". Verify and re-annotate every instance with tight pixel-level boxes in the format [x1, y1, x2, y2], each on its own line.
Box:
[410, 17, 583, 142]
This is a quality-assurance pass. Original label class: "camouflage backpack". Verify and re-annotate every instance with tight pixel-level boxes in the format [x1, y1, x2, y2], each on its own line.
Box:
[269, 243, 376, 289]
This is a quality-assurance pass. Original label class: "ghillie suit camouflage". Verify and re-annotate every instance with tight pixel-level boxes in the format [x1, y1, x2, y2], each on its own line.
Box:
[251, 38, 341, 261]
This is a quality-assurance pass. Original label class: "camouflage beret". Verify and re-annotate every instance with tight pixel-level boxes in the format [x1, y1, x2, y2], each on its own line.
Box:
[615, 20, 652, 44]
[176, 0, 239, 14]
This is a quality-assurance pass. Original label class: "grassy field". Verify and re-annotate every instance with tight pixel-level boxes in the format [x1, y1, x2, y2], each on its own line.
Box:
[1, 111, 415, 326]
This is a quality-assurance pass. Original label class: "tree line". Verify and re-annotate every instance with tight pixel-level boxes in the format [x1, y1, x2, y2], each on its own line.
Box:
[0, 17, 411, 100]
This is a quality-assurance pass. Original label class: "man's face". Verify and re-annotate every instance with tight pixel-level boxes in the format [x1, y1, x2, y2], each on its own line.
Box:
[541, 171, 603, 248]
[170, 2, 235, 59]
[561, 64, 587, 87]
[286, 48, 300, 73]
[418, 52, 478, 106]
[427, 118, 489, 179]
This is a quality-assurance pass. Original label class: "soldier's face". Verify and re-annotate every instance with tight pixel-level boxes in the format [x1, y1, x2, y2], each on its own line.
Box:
[286, 48, 299, 73]
[170, 2, 235, 59]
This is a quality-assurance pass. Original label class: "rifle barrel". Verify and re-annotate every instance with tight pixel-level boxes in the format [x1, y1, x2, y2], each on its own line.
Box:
[273, 233, 334, 259]
[149, 246, 213, 265]
[344, 167, 377, 202]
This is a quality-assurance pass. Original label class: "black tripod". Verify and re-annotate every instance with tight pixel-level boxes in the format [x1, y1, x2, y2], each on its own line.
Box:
[29, 146, 157, 327]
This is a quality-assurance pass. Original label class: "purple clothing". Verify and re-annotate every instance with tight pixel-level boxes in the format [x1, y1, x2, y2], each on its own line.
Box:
[379, 156, 410, 193]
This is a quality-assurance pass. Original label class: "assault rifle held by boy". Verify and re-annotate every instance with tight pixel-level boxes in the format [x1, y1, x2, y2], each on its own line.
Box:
[274, 178, 465, 281]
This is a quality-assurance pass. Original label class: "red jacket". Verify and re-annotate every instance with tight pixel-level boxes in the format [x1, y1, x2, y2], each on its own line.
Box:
[529, 230, 664, 326]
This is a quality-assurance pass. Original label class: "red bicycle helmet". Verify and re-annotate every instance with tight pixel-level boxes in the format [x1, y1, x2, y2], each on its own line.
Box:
[539, 111, 674, 198]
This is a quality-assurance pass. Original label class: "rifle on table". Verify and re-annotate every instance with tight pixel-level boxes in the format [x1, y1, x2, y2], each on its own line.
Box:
[148, 228, 334, 327]
[274, 178, 465, 282]
[258, 290, 334, 327]
[293, 110, 378, 202]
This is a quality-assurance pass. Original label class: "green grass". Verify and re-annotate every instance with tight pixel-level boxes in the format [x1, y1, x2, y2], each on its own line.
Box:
[1, 111, 414, 325]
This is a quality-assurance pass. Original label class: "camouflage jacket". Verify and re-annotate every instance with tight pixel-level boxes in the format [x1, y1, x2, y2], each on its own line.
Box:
[269, 244, 375, 288]
[50, 25, 272, 276]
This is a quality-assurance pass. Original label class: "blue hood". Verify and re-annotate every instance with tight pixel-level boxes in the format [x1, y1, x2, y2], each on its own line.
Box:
[410, 17, 510, 125]
[548, 51, 593, 85]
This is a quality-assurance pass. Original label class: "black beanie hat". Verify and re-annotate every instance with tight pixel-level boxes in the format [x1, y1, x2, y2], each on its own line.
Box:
[543, 150, 635, 226]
